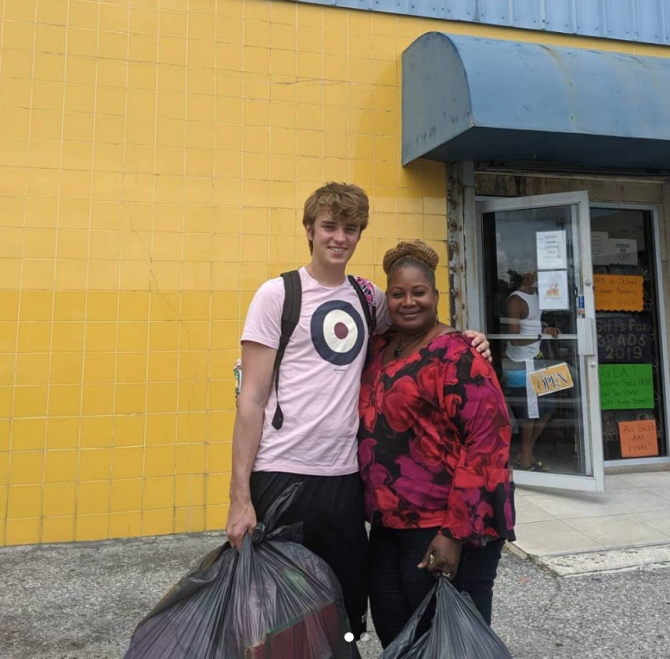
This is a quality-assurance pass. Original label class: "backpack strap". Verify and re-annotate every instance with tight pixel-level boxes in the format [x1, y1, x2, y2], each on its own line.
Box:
[348, 275, 376, 335]
[271, 270, 302, 430]
[348, 275, 377, 366]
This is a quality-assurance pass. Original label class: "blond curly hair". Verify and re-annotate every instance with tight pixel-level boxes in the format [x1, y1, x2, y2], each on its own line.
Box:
[302, 182, 369, 254]
[383, 240, 439, 287]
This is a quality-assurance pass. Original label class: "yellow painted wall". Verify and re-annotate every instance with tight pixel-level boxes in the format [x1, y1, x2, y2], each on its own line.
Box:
[1, 0, 668, 547]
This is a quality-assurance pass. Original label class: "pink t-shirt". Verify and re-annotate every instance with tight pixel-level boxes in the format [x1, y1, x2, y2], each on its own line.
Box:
[241, 267, 389, 476]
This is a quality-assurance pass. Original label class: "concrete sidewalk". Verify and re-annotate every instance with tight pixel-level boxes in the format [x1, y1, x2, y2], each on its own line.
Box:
[3, 532, 670, 659]
[513, 472, 670, 558]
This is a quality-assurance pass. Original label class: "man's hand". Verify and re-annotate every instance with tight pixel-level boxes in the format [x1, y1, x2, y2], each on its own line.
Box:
[464, 329, 492, 362]
[542, 326, 560, 338]
[225, 498, 257, 550]
[418, 534, 462, 578]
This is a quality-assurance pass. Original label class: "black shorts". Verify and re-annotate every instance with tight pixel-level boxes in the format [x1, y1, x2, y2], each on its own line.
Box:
[250, 470, 369, 639]
[506, 386, 555, 420]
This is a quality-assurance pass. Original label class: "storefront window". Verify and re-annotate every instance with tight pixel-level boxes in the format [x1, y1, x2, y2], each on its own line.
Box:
[591, 208, 667, 460]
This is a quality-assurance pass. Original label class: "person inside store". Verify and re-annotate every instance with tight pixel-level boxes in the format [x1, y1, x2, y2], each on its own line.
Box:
[357, 239, 516, 648]
[503, 271, 560, 471]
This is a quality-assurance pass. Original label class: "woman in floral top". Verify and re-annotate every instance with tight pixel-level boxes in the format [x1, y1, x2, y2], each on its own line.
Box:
[358, 240, 515, 647]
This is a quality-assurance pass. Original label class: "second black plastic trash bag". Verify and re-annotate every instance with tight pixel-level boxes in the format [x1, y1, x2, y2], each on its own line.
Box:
[124, 484, 361, 659]
[379, 575, 513, 659]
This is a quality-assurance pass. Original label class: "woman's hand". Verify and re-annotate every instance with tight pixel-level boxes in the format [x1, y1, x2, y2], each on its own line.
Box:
[418, 534, 462, 578]
[463, 329, 492, 362]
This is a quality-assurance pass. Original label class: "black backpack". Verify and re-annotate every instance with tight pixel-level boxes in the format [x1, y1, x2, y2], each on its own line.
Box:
[271, 270, 376, 430]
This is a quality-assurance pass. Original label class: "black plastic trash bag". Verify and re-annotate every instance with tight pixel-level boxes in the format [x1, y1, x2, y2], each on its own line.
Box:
[380, 575, 513, 659]
[124, 484, 361, 659]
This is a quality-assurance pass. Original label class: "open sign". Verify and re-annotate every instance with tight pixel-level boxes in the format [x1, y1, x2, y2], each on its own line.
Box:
[529, 362, 574, 397]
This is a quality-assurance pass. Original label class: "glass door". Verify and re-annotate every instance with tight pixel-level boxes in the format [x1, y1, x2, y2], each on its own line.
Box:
[477, 192, 605, 492]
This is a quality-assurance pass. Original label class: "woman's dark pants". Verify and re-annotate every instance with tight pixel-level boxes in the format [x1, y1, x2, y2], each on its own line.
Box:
[369, 525, 504, 648]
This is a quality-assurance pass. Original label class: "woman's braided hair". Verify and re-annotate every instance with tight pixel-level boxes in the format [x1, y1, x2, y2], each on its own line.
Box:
[383, 240, 439, 288]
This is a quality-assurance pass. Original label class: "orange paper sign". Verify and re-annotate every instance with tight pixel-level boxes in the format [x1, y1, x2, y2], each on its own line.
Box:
[618, 419, 658, 458]
[594, 274, 644, 312]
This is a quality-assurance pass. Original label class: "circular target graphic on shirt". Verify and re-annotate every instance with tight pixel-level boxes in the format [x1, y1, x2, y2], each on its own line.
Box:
[311, 300, 365, 365]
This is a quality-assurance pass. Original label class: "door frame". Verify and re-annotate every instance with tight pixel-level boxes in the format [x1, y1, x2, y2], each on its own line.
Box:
[591, 202, 670, 469]
[473, 191, 605, 492]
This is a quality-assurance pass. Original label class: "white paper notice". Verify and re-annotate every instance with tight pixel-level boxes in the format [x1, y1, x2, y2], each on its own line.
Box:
[538, 270, 569, 310]
[591, 231, 609, 265]
[610, 239, 638, 265]
[592, 233, 638, 266]
[536, 231, 567, 270]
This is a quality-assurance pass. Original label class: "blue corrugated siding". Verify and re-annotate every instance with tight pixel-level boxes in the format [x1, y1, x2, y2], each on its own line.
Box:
[287, 0, 670, 46]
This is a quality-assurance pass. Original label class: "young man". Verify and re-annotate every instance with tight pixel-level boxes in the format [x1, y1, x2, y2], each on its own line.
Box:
[226, 182, 488, 638]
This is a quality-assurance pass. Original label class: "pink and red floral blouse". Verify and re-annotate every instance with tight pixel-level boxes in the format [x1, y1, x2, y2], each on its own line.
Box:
[358, 331, 516, 546]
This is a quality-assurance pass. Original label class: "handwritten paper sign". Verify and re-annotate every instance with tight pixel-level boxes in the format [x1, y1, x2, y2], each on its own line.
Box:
[536, 231, 567, 270]
[594, 274, 644, 312]
[599, 364, 654, 410]
[530, 362, 574, 397]
[618, 419, 658, 458]
[596, 314, 653, 363]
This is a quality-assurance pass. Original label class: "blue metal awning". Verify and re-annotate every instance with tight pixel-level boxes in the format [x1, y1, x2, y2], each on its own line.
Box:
[402, 34, 670, 170]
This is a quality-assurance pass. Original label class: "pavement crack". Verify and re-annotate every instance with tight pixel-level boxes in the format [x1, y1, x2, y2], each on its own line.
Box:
[542, 570, 563, 614]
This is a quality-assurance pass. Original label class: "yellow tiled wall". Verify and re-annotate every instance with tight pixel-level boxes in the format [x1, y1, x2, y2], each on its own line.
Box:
[2, 0, 667, 547]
